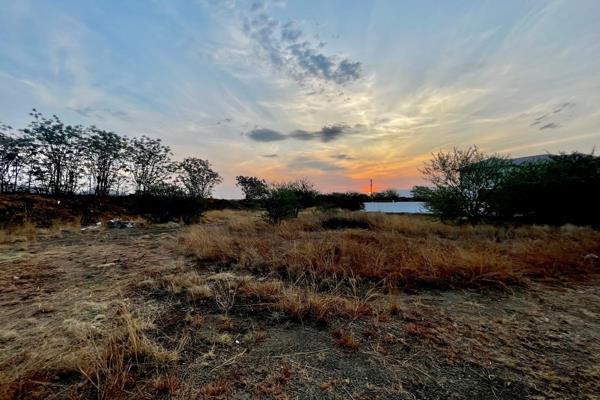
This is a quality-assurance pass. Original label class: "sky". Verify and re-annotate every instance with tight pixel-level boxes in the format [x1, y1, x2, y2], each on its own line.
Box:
[1, 0, 599, 198]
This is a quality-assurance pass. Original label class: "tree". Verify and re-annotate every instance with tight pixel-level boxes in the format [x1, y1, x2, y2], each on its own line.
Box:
[236, 175, 268, 200]
[0, 124, 18, 192]
[263, 183, 301, 224]
[85, 127, 126, 196]
[125, 136, 173, 194]
[490, 152, 600, 225]
[22, 110, 87, 195]
[416, 146, 512, 223]
[176, 157, 222, 198]
[372, 189, 401, 201]
[263, 179, 319, 224]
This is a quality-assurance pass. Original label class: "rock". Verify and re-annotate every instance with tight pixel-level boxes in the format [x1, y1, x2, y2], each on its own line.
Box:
[107, 219, 136, 229]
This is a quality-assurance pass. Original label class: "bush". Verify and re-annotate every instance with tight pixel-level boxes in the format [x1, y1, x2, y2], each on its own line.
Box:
[491, 153, 600, 225]
[316, 192, 369, 211]
[263, 179, 319, 224]
[416, 148, 600, 226]
[263, 184, 301, 224]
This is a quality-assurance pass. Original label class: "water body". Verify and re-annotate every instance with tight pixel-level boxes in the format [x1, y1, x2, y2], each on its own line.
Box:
[363, 201, 430, 214]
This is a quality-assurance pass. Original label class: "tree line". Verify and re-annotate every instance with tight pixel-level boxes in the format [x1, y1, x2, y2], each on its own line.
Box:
[0, 110, 222, 197]
[413, 146, 600, 226]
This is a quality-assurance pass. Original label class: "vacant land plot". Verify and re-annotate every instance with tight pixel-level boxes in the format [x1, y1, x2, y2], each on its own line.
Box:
[1, 210, 599, 399]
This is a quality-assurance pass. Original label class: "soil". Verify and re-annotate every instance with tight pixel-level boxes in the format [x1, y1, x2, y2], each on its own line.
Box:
[1, 225, 598, 399]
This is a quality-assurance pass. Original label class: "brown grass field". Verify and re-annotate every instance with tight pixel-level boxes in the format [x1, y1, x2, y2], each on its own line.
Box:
[1, 209, 599, 399]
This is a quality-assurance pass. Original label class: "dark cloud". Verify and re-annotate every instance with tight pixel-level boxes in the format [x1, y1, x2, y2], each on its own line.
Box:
[246, 123, 353, 143]
[261, 153, 278, 158]
[243, 3, 362, 86]
[247, 128, 287, 142]
[320, 124, 347, 142]
[332, 154, 355, 160]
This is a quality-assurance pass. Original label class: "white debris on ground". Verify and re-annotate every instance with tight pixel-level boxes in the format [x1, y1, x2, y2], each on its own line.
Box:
[80, 222, 102, 231]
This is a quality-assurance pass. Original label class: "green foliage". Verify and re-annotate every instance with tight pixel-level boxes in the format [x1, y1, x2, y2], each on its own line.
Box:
[491, 153, 600, 225]
[372, 189, 402, 201]
[417, 147, 600, 225]
[263, 184, 300, 224]
[263, 179, 319, 224]
[177, 158, 222, 198]
[236, 175, 268, 200]
[416, 146, 512, 223]
[316, 192, 369, 211]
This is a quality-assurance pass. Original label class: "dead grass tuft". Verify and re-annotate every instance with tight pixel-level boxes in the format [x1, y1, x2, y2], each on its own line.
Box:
[332, 329, 360, 352]
[150, 373, 180, 394]
[197, 378, 233, 399]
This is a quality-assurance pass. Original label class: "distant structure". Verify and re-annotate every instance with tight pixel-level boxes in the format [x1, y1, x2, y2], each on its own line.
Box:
[511, 154, 553, 165]
[363, 201, 429, 214]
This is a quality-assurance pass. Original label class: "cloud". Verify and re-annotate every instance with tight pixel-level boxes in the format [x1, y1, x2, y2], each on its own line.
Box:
[242, 3, 362, 86]
[332, 154, 355, 160]
[539, 122, 558, 130]
[530, 102, 575, 130]
[247, 127, 287, 141]
[216, 117, 232, 125]
[246, 123, 354, 142]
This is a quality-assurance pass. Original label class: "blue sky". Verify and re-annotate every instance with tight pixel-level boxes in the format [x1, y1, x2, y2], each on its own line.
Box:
[1, 0, 599, 197]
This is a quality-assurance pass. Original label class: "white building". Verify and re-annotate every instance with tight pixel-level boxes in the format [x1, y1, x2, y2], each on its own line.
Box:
[363, 201, 430, 214]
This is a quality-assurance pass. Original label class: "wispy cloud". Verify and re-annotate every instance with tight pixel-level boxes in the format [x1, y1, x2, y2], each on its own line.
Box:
[529, 102, 575, 130]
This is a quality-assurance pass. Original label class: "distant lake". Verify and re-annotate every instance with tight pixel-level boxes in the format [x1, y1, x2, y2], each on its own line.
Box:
[363, 201, 430, 214]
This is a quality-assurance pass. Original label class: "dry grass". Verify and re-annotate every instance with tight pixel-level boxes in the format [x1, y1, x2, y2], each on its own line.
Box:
[197, 378, 233, 399]
[0, 218, 83, 244]
[0, 305, 177, 400]
[2, 210, 599, 399]
[180, 210, 600, 289]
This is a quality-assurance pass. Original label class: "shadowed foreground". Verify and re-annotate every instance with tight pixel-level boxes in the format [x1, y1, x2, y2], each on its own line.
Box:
[1, 210, 599, 399]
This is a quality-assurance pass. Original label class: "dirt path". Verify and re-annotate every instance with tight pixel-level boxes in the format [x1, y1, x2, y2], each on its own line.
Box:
[1, 226, 599, 399]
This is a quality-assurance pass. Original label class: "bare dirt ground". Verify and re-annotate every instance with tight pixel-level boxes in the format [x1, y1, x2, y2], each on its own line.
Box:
[1, 221, 599, 399]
